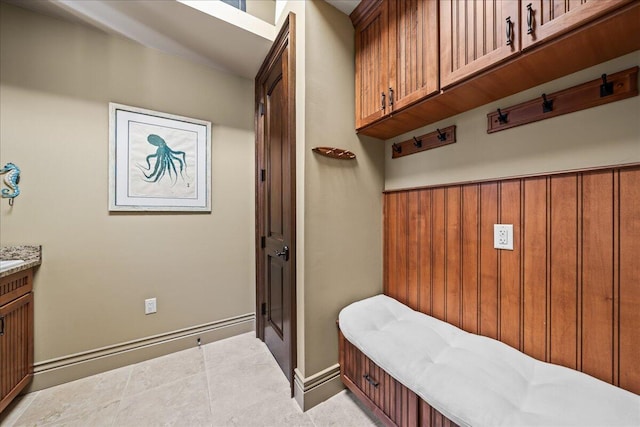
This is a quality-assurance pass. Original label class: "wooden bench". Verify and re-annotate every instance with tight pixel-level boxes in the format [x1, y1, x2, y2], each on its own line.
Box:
[339, 295, 640, 427]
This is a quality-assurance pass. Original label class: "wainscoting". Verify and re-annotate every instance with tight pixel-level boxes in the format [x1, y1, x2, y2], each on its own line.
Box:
[384, 163, 639, 394]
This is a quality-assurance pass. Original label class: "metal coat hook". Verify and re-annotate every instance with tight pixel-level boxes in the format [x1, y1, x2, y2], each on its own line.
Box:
[392, 143, 402, 154]
[600, 74, 614, 97]
[497, 108, 509, 124]
[413, 136, 422, 148]
[542, 93, 553, 113]
[436, 128, 447, 141]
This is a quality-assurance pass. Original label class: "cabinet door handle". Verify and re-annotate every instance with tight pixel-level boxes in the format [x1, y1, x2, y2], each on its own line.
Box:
[381, 92, 386, 111]
[505, 16, 513, 46]
[0, 316, 4, 336]
[389, 87, 394, 109]
[526, 3, 534, 35]
[363, 373, 379, 388]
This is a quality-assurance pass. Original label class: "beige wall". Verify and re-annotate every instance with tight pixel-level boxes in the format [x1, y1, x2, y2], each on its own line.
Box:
[246, 0, 276, 25]
[385, 51, 640, 190]
[0, 2, 255, 371]
[302, 0, 385, 376]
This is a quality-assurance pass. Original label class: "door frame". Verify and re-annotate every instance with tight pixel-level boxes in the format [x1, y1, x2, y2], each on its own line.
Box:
[255, 12, 296, 391]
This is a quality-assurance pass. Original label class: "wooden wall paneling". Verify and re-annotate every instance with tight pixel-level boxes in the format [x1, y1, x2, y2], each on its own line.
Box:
[522, 177, 548, 361]
[549, 175, 579, 370]
[396, 192, 409, 304]
[618, 167, 640, 394]
[461, 185, 480, 334]
[381, 164, 640, 395]
[499, 181, 523, 350]
[581, 171, 615, 384]
[431, 188, 447, 321]
[408, 191, 420, 310]
[418, 191, 433, 315]
[445, 187, 462, 327]
[385, 192, 398, 299]
[479, 183, 499, 339]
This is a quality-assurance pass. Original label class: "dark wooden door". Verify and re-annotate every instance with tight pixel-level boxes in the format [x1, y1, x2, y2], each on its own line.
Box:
[521, 0, 632, 49]
[440, 0, 519, 88]
[354, 0, 389, 129]
[255, 14, 296, 389]
[388, 0, 439, 111]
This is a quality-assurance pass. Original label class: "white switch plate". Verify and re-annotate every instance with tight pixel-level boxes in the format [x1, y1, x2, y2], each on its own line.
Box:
[145, 298, 157, 315]
[494, 224, 514, 250]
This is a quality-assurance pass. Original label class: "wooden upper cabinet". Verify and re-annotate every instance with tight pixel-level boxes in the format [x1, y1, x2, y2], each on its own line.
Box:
[388, 0, 439, 111]
[353, 0, 439, 129]
[354, 1, 389, 129]
[521, 0, 634, 49]
[440, 0, 520, 88]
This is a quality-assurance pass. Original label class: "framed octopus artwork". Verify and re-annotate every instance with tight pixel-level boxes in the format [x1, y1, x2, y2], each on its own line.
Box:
[108, 103, 211, 212]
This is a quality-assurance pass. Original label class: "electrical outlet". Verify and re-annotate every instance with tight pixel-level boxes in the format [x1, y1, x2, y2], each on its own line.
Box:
[145, 298, 157, 315]
[494, 224, 514, 250]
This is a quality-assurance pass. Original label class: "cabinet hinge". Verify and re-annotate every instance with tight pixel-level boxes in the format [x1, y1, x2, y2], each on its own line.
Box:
[261, 236, 266, 248]
[260, 169, 266, 182]
[261, 302, 267, 316]
[259, 102, 265, 116]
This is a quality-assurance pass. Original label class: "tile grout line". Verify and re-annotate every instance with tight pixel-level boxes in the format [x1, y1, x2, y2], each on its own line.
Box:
[110, 365, 134, 427]
[200, 344, 215, 425]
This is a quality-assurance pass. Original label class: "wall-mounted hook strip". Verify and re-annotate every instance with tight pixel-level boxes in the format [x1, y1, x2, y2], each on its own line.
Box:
[487, 66, 638, 134]
[497, 108, 509, 124]
[392, 125, 456, 159]
[312, 147, 356, 160]
[541, 93, 553, 113]
[600, 73, 614, 97]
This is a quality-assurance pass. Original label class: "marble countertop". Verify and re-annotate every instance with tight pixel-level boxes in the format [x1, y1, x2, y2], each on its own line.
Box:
[0, 245, 42, 278]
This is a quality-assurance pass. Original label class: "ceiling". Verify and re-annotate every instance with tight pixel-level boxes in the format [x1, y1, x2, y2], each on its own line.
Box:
[324, 0, 359, 16]
[2, 0, 360, 79]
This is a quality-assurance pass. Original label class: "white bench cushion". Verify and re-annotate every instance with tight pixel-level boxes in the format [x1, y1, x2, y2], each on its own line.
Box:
[339, 294, 640, 427]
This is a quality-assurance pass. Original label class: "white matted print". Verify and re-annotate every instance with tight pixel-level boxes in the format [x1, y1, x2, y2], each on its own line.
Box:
[109, 103, 211, 211]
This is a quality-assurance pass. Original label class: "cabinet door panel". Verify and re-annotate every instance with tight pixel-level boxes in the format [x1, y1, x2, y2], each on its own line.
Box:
[0, 292, 34, 413]
[522, 0, 632, 49]
[389, 0, 439, 111]
[355, 2, 389, 129]
[440, 0, 519, 88]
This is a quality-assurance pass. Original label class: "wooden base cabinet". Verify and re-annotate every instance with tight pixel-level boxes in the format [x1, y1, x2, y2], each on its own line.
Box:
[339, 332, 457, 427]
[0, 270, 34, 414]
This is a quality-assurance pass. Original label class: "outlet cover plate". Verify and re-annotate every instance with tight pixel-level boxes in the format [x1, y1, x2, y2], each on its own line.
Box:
[145, 298, 157, 315]
[494, 224, 514, 250]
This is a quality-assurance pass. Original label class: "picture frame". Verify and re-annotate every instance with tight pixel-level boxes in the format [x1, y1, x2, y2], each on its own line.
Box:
[109, 103, 211, 212]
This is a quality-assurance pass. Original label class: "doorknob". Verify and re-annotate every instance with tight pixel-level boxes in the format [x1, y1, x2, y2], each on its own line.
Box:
[275, 245, 289, 261]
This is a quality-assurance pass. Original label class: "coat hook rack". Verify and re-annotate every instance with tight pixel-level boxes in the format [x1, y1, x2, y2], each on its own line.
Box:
[392, 125, 456, 159]
[541, 93, 553, 113]
[487, 66, 638, 133]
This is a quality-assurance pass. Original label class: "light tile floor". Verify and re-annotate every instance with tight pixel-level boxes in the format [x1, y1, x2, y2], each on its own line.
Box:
[0, 333, 382, 427]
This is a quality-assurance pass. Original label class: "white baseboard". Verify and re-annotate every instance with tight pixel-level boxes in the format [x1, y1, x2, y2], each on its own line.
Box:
[293, 364, 344, 411]
[29, 313, 255, 392]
